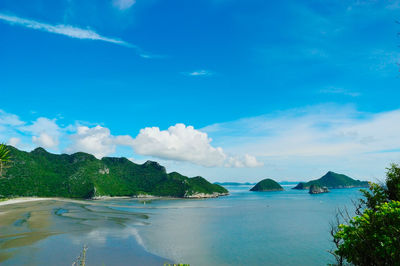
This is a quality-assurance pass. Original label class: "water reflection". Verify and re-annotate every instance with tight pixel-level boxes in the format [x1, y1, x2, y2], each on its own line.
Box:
[0, 200, 170, 266]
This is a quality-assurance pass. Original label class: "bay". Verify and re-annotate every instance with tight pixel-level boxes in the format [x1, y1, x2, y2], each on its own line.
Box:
[0, 185, 362, 265]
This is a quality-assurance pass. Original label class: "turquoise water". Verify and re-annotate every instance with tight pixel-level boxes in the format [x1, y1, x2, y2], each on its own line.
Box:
[0, 185, 362, 265]
[110, 185, 362, 266]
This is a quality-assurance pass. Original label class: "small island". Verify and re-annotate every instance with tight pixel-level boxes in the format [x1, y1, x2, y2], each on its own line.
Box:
[250, 178, 284, 192]
[293, 171, 368, 190]
[309, 184, 329, 194]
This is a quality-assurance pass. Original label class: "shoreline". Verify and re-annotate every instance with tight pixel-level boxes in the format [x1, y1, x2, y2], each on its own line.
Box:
[0, 197, 175, 265]
[0, 197, 64, 207]
[0, 192, 230, 208]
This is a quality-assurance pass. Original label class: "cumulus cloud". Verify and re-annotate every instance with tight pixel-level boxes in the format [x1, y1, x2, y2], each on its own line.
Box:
[66, 125, 117, 159]
[112, 0, 136, 10]
[0, 13, 132, 47]
[0, 110, 262, 168]
[20, 117, 61, 149]
[32, 133, 59, 149]
[131, 123, 263, 167]
[7, 137, 21, 147]
[225, 154, 264, 168]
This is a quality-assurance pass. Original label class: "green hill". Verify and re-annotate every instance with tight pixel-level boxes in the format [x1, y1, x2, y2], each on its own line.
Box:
[0, 146, 228, 199]
[250, 178, 284, 192]
[293, 171, 368, 190]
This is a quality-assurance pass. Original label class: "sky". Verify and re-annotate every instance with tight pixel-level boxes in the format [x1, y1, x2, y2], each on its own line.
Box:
[0, 0, 399, 182]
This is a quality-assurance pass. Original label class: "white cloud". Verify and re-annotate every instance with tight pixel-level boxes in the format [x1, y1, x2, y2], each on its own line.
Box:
[201, 104, 400, 180]
[66, 125, 117, 159]
[2, 106, 399, 181]
[7, 137, 21, 147]
[132, 124, 226, 167]
[0, 13, 132, 47]
[186, 70, 213, 76]
[32, 133, 59, 149]
[0, 110, 24, 126]
[131, 123, 262, 167]
[20, 117, 61, 149]
[225, 154, 264, 168]
[113, 0, 136, 10]
[63, 123, 262, 167]
[114, 134, 135, 146]
[319, 86, 360, 97]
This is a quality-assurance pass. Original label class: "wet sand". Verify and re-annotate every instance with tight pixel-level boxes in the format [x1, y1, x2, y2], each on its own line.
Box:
[0, 199, 172, 265]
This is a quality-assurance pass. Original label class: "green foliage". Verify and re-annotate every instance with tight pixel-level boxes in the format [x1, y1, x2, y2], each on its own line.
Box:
[386, 163, 400, 201]
[0, 143, 11, 177]
[334, 201, 400, 265]
[0, 146, 227, 199]
[250, 178, 283, 191]
[333, 164, 400, 265]
[186, 176, 228, 195]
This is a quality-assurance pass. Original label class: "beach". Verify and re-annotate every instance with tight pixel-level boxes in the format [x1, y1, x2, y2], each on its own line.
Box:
[0, 198, 172, 266]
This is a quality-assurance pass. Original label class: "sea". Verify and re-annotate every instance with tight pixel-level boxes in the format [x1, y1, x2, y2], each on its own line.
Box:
[0, 184, 363, 266]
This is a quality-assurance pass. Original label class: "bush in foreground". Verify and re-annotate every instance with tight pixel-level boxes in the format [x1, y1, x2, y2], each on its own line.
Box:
[331, 164, 400, 265]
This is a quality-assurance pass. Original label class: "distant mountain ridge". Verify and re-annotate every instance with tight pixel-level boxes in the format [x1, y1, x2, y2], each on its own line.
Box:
[293, 171, 368, 190]
[0, 146, 228, 199]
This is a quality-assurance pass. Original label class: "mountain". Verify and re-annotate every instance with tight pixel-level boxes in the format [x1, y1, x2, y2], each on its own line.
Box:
[0, 146, 228, 199]
[292, 171, 369, 190]
[250, 178, 284, 192]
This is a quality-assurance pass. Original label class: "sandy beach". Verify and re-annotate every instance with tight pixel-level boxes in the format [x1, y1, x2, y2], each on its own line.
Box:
[0, 196, 138, 208]
[0, 197, 55, 207]
[0, 197, 173, 265]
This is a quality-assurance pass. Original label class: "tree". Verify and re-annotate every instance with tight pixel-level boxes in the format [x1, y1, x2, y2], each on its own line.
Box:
[0, 144, 11, 177]
[331, 164, 400, 265]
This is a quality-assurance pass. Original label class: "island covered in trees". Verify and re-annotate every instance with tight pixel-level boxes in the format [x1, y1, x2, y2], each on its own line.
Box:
[293, 171, 368, 190]
[0, 146, 228, 199]
[250, 178, 284, 192]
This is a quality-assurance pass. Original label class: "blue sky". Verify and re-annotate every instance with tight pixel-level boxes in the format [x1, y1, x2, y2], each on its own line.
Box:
[0, 0, 400, 182]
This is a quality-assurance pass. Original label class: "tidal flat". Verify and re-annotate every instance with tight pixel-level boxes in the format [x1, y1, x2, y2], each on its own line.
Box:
[0, 200, 171, 266]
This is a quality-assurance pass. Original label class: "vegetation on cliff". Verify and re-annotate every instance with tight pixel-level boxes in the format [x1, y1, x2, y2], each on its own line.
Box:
[293, 171, 368, 190]
[331, 164, 400, 265]
[0, 146, 228, 199]
[250, 178, 283, 191]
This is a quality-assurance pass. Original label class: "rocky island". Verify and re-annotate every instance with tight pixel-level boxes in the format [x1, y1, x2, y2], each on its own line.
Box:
[309, 184, 329, 194]
[0, 146, 228, 199]
[293, 171, 368, 190]
[250, 178, 284, 192]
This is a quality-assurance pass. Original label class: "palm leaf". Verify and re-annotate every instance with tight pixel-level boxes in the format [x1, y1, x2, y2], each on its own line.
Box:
[0, 144, 11, 162]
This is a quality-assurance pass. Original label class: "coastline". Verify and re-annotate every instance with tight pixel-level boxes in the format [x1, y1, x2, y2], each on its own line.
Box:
[0, 197, 66, 207]
[0, 191, 230, 208]
[0, 197, 175, 265]
[0, 197, 100, 208]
